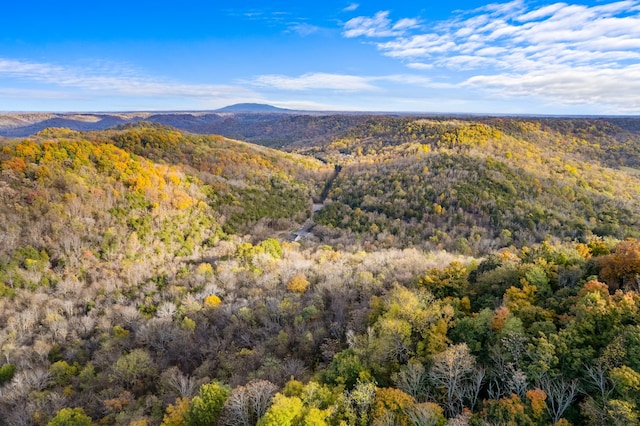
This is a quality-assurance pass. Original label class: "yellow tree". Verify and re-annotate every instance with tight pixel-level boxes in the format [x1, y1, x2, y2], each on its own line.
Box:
[599, 239, 640, 291]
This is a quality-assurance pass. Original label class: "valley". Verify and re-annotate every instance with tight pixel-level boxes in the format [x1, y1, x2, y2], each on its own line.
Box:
[1, 113, 640, 425]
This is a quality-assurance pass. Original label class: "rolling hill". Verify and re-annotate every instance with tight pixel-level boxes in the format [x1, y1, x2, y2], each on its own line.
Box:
[304, 117, 640, 253]
[1, 119, 640, 425]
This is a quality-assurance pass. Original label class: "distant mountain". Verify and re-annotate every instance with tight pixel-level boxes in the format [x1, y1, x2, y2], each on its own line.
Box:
[0, 116, 132, 137]
[215, 103, 292, 113]
[0, 113, 149, 137]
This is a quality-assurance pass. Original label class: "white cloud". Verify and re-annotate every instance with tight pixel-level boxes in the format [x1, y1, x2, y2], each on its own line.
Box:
[464, 64, 640, 111]
[343, 3, 359, 12]
[478, 0, 526, 18]
[516, 3, 567, 22]
[407, 62, 434, 70]
[342, 1, 640, 111]
[393, 18, 420, 31]
[269, 99, 354, 111]
[343, 11, 394, 38]
[252, 73, 378, 91]
[0, 58, 257, 100]
[0, 87, 82, 100]
[251, 72, 437, 91]
[378, 34, 457, 58]
[343, 11, 419, 38]
[289, 23, 321, 36]
[593, 0, 638, 15]
[376, 74, 432, 86]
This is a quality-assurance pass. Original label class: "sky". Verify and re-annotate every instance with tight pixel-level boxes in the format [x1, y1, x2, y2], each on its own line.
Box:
[1, 0, 640, 114]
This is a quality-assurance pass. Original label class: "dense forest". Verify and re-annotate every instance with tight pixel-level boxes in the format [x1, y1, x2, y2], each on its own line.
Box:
[1, 117, 640, 425]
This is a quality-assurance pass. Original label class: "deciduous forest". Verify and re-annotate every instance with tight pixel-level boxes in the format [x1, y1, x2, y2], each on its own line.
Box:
[1, 116, 640, 425]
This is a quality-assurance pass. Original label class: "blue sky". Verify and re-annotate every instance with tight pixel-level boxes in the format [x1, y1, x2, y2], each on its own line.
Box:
[1, 0, 640, 114]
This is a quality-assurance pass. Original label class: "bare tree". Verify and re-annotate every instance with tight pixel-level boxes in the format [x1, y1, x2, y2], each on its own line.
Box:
[76, 315, 96, 338]
[56, 278, 82, 299]
[486, 346, 527, 400]
[12, 309, 38, 338]
[281, 358, 309, 382]
[584, 363, 614, 403]
[113, 305, 142, 332]
[508, 368, 528, 399]
[393, 359, 429, 402]
[21, 368, 51, 392]
[48, 318, 69, 343]
[222, 380, 277, 426]
[61, 300, 75, 318]
[581, 363, 616, 426]
[429, 343, 478, 417]
[222, 385, 251, 426]
[156, 302, 177, 320]
[32, 339, 52, 363]
[406, 402, 447, 426]
[136, 318, 177, 354]
[164, 367, 198, 398]
[59, 232, 82, 266]
[539, 375, 579, 424]
[461, 367, 485, 412]
[248, 380, 277, 422]
[1, 403, 33, 426]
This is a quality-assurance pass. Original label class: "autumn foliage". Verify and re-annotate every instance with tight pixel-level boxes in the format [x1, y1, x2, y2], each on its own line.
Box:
[1, 120, 640, 424]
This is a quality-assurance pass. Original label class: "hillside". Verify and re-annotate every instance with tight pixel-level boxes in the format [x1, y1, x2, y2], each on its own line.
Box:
[0, 113, 151, 138]
[1, 121, 640, 425]
[0, 111, 372, 149]
[0, 124, 328, 285]
[303, 117, 640, 254]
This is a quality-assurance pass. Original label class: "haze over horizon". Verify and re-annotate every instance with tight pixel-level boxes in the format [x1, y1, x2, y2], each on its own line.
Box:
[2, 0, 640, 115]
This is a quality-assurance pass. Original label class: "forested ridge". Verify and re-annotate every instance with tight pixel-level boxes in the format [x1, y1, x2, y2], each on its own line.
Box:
[1, 118, 640, 425]
[310, 117, 640, 253]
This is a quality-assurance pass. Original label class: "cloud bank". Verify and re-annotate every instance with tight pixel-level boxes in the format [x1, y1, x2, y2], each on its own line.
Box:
[343, 0, 640, 112]
[0, 58, 259, 110]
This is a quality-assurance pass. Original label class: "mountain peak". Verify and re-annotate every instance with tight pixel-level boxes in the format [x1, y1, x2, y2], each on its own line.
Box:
[215, 103, 292, 113]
